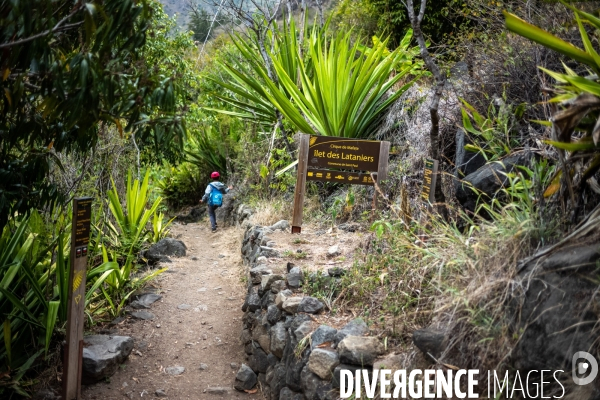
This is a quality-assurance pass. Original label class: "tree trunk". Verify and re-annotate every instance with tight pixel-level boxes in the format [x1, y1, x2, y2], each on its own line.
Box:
[405, 0, 447, 218]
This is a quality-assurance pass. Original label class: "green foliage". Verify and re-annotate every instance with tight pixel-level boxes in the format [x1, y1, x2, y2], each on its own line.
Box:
[505, 3, 600, 201]
[362, 0, 469, 47]
[268, 28, 420, 138]
[212, 18, 422, 138]
[157, 163, 205, 208]
[330, 0, 378, 42]
[187, 126, 230, 176]
[0, 0, 195, 230]
[105, 170, 162, 268]
[188, 7, 214, 42]
[152, 212, 174, 243]
[0, 214, 115, 394]
[460, 98, 526, 161]
[92, 243, 166, 317]
[209, 17, 308, 128]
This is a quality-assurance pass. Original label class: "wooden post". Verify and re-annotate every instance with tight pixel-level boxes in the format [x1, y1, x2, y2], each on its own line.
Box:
[291, 134, 310, 234]
[372, 141, 390, 219]
[63, 198, 92, 400]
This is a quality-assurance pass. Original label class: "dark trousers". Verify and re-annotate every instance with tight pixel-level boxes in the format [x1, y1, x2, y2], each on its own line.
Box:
[208, 204, 217, 230]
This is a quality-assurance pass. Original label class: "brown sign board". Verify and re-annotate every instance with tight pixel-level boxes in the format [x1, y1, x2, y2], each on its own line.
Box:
[421, 158, 438, 204]
[63, 197, 92, 400]
[306, 169, 375, 186]
[308, 135, 380, 171]
[74, 198, 92, 247]
[292, 134, 390, 234]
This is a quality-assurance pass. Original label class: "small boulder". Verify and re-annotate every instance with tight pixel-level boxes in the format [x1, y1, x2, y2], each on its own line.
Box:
[267, 304, 282, 325]
[298, 297, 324, 314]
[261, 274, 285, 291]
[282, 297, 303, 314]
[82, 335, 134, 384]
[246, 292, 261, 312]
[270, 280, 287, 294]
[155, 389, 167, 397]
[165, 366, 185, 376]
[130, 310, 155, 320]
[269, 220, 290, 231]
[240, 329, 252, 345]
[260, 246, 280, 258]
[287, 267, 304, 289]
[205, 387, 229, 395]
[338, 336, 384, 366]
[338, 223, 360, 232]
[252, 324, 271, 354]
[275, 289, 293, 309]
[234, 364, 257, 391]
[130, 293, 162, 309]
[143, 238, 186, 264]
[311, 325, 337, 349]
[327, 267, 346, 277]
[250, 265, 272, 284]
[413, 329, 447, 360]
[327, 245, 340, 258]
[248, 344, 269, 373]
[270, 322, 287, 358]
[456, 152, 535, 213]
[334, 318, 368, 345]
[308, 348, 340, 380]
[301, 365, 332, 400]
[294, 321, 313, 341]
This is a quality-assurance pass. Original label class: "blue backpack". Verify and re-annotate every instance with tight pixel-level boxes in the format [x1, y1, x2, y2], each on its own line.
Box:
[208, 183, 223, 207]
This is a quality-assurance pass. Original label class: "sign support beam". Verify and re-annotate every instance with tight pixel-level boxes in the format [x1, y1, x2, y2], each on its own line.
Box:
[292, 134, 310, 234]
[63, 197, 92, 400]
[372, 141, 390, 220]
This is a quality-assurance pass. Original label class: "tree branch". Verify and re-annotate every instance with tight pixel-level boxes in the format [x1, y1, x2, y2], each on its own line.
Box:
[0, 4, 84, 49]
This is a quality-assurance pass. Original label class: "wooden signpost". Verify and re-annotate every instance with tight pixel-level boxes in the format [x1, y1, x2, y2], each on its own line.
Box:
[421, 158, 439, 205]
[292, 134, 390, 233]
[63, 197, 92, 400]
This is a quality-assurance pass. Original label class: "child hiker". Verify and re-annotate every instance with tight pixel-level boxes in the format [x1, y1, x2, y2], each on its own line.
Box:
[199, 171, 233, 233]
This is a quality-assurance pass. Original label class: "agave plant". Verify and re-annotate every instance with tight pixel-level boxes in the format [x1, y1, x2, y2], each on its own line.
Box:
[505, 3, 600, 200]
[0, 214, 115, 394]
[207, 16, 310, 128]
[213, 18, 423, 138]
[106, 170, 162, 258]
[186, 125, 229, 175]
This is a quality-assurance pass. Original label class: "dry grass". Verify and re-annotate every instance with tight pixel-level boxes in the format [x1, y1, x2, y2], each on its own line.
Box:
[310, 202, 542, 381]
[247, 198, 292, 226]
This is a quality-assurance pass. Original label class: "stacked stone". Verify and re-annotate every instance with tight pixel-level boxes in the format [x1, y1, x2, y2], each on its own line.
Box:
[237, 224, 385, 400]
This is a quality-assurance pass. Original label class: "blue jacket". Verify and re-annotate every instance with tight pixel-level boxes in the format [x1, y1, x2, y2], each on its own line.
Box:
[202, 181, 229, 203]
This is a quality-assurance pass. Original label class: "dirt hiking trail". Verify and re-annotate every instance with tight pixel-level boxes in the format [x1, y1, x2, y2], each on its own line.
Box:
[81, 222, 260, 399]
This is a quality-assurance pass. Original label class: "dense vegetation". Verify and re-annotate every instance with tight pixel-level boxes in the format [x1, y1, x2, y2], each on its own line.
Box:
[2, 0, 600, 397]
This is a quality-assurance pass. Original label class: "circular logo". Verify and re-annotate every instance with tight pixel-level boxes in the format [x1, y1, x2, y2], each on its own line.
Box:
[572, 351, 599, 385]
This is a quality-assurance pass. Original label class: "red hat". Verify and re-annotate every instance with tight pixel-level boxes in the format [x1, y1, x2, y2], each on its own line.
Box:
[211, 171, 220, 179]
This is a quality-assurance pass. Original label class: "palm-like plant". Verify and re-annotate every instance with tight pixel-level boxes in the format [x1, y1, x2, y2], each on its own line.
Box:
[207, 16, 307, 128]
[213, 19, 423, 138]
[262, 28, 421, 138]
[505, 3, 600, 199]
[0, 215, 115, 394]
[186, 125, 229, 175]
[106, 170, 162, 260]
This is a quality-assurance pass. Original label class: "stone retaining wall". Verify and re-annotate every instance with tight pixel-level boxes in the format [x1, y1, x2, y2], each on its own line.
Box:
[236, 224, 387, 400]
